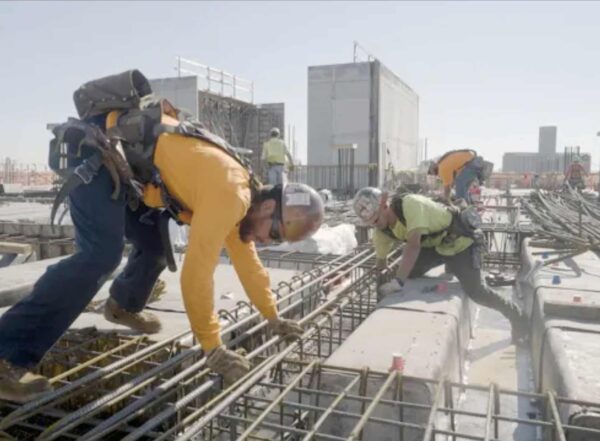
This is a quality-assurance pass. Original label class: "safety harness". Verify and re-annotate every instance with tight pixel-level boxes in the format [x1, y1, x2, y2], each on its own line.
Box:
[382, 193, 486, 268]
[383, 193, 482, 243]
[49, 70, 261, 271]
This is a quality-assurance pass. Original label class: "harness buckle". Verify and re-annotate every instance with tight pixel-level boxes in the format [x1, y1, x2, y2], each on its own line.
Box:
[73, 154, 103, 184]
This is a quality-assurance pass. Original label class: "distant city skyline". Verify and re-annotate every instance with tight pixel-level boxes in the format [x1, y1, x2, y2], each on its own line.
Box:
[1, 1, 599, 170]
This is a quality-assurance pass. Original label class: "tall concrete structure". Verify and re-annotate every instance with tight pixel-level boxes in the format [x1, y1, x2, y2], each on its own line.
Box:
[538, 126, 557, 155]
[503, 126, 591, 174]
[149, 76, 284, 174]
[307, 60, 419, 189]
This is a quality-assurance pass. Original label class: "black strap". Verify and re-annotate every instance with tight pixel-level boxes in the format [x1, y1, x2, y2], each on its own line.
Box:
[158, 210, 177, 272]
[389, 194, 453, 243]
[50, 154, 104, 226]
[155, 121, 261, 194]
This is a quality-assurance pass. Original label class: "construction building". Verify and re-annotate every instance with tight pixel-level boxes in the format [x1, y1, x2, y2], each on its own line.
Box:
[150, 62, 284, 177]
[306, 59, 419, 193]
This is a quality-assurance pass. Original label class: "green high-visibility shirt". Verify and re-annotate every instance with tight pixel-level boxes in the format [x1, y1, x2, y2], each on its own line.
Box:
[373, 194, 473, 259]
[262, 138, 292, 165]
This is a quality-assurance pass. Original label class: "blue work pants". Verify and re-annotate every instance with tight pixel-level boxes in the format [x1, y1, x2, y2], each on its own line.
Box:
[454, 157, 483, 203]
[267, 164, 286, 186]
[0, 167, 166, 368]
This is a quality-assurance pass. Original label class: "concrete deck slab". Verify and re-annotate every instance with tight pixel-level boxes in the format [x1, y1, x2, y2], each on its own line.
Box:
[0, 256, 127, 307]
[0, 201, 54, 224]
[0, 263, 299, 345]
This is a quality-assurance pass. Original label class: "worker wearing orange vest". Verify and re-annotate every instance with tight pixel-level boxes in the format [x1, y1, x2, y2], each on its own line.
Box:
[428, 149, 486, 204]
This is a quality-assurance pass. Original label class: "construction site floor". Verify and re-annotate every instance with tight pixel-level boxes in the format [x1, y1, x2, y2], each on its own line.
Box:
[0, 262, 300, 343]
[460, 286, 537, 440]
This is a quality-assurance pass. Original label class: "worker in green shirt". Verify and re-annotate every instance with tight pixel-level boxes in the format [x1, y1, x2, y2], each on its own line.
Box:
[352, 187, 527, 343]
[262, 128, 294, 185]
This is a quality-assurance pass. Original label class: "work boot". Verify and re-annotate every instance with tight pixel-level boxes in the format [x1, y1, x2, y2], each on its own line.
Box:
[0, 359, 52, 403]
[104, 298, 162, 334]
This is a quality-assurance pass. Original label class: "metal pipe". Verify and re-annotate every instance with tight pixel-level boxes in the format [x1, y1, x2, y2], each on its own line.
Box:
[547, 391, 567, 441]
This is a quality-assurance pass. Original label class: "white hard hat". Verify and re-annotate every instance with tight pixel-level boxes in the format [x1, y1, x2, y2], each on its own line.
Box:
[352, 187, 383, 225]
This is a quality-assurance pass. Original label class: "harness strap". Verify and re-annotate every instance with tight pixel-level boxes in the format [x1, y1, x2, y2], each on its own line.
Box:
[50, 154, 104, 226]
[158, 210, 178, 272]
[388, 194, 482, 244]
[155, 122, 261, 195]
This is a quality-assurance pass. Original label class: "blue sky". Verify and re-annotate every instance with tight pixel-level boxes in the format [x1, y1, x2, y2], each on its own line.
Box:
[1, 1, 599, 169]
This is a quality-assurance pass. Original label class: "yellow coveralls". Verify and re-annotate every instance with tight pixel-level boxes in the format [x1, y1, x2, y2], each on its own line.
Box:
[146, 134, 278, 351]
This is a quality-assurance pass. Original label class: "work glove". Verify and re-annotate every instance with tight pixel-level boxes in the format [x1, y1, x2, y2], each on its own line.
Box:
[378, 278, 404, 298]
[206, 345, 251, 386]
[268, 318, 304, 342]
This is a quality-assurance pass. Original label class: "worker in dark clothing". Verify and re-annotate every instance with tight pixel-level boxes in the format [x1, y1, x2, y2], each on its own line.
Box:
[564, 156, 587, 190]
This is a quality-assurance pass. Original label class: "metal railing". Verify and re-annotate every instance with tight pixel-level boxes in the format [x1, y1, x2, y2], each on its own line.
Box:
[288, 165, 371, 196]
[175, 56, 254, 103]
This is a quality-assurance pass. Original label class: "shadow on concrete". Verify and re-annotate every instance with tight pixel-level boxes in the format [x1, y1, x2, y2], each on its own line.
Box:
[467, 336, 511, 362]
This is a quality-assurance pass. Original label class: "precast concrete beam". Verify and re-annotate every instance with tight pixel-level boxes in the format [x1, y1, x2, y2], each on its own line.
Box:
[320, 272, 473, 441]
[520, 238, 600, 439]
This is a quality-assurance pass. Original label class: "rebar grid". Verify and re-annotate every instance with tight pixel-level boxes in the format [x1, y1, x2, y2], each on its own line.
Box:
[0, 247, 387, 440]
[124, 248, 385, 441]
[186, 361, 600, 441]
[523, 189, 600, 254]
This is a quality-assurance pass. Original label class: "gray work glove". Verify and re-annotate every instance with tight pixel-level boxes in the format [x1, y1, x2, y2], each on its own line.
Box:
[206, 345, 251, 386]
[268, 318, 304, 342]
[378, 278, 404, 298]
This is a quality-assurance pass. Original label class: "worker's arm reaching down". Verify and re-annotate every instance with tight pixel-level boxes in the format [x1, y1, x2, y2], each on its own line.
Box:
[182, 190, 303, 384]
[182, 191, 302, 340]
[284, 144, 295, 170]
[396, 230, 422, 283]
[225, 230, 278, 321]
[378, 230, 422, 297]
[180, 190, 246, 352]
[225, 229, 303, 339]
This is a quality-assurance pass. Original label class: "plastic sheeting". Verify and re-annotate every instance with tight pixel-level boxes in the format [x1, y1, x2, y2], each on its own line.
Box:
[265, 223, 357, 255]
